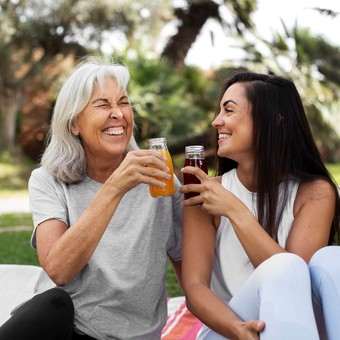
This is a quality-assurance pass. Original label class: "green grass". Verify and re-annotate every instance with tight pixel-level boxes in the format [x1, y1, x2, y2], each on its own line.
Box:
[0, 231, 39, 265]
[0, 150, 36, 196]
[0, 212, 183, 297]
[326, 163, 340, 185]
[0, 213, 33, 227]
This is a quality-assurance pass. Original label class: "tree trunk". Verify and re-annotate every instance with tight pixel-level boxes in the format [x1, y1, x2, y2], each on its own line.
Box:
[0, 89, 24, 151]
[161, 0, 220, 67]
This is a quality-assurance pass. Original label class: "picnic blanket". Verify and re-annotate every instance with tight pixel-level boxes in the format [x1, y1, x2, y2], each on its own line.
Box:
[0, 264, 202, 339]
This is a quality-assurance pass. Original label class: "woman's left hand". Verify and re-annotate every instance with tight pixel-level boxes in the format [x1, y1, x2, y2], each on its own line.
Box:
[180, 166, 237, 216]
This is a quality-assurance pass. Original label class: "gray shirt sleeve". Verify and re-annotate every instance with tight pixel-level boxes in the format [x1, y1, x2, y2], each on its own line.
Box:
[28, 167, 69, 249]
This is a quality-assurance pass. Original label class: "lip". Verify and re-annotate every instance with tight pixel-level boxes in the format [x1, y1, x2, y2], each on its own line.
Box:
[102, 126, 125, 137]
[217, 132, 231, 142]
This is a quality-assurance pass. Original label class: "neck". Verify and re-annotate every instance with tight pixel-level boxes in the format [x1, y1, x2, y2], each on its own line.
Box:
[86, 155, 124, 183]
[236, 164, 257, 192]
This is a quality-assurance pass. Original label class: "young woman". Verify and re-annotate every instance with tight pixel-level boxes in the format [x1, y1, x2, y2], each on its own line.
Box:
[180, 72, 340, 340]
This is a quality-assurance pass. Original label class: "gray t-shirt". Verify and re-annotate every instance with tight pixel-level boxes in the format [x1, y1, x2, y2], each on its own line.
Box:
[28, 167, 182, 340]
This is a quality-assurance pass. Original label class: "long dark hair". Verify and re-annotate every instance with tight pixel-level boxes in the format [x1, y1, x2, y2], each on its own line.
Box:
[214, 72, 339, 244]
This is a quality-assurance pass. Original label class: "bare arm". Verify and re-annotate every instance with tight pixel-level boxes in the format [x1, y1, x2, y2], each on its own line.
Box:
[182, 205, 264, 339]
[182, 167, 335, 267]
[181, 167, 285, 268]
[36, 150, 171, 286]
[286, 179, 335, 262]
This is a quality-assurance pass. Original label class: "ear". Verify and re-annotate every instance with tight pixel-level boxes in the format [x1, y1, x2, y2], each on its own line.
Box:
[71, 126, 79, 136]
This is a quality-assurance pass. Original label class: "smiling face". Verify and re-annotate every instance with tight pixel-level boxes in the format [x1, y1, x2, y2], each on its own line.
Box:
[212, 82, 254, 166]
[72, 77, 133, 167]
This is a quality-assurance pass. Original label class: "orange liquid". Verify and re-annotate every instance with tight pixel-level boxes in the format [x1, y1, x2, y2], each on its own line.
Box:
[149, 150, 175, 197]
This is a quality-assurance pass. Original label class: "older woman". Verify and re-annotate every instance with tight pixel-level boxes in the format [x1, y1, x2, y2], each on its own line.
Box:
[0, 56, 183, 340]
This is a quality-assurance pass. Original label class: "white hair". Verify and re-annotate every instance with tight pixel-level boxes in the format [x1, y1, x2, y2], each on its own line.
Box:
[41, 56, 139, 183]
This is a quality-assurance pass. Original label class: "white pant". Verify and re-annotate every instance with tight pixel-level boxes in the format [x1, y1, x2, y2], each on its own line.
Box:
[198, 253, 320, 340]
[310, 246, 340, 340]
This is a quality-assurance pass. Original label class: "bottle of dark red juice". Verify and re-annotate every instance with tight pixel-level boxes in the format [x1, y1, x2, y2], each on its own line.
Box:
[183, 145, 208, 199]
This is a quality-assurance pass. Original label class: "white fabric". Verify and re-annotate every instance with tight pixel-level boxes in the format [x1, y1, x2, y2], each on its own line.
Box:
[210, 169, 299, 303]
[0, 265, 54, 326]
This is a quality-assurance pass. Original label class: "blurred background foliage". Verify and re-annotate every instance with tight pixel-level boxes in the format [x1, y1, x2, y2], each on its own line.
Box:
[0, 0, 339, 166]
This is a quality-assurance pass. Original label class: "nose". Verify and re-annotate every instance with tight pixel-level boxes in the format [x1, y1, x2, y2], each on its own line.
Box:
[110, 107, 123, 119]
[212, 112, 223, 128]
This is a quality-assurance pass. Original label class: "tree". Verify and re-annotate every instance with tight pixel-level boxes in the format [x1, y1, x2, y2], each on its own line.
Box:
[162, 0, 257, 67]
[239, 22, 340, 161]
[0, 0, 172, 153]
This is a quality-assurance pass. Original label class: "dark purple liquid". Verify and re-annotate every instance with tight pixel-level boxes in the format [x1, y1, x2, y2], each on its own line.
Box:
[183, 158, 208, 199]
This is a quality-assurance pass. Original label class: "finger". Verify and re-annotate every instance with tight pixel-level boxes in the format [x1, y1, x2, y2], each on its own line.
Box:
[129, 167, 168, 188]
[182, 195, 203, 206]
[181, 166, 209, 181]
[143, 166, 172, 181]
[132, 149, 168, 162]
[127, 153, 170, 172]
[180, 183, 204, 195]
[256, 321, 265, 332]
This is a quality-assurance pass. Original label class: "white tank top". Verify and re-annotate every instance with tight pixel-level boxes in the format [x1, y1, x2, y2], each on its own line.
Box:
[210, 169, 299, 303]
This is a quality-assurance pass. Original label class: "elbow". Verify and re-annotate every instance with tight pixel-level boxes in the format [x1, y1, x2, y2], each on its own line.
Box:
[52, 277, 69, 287]
[44, 263, 73, 286]
[182, 281, 200, 308]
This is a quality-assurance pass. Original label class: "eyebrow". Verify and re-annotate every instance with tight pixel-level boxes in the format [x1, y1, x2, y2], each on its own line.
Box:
[223, 99, 237, 107]
[91, 95, 129, 105]
[91, 98, 109, 105]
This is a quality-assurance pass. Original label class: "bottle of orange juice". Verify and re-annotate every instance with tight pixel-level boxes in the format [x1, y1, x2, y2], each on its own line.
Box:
[148, 137, 175, 197]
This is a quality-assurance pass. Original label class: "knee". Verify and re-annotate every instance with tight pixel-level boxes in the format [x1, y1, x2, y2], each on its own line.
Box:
[264, 252, 307, 272]
[31, 287, 74, 321]
[309, 246, 340, 291]
[47, 288, 74, 314]
[309, 246, 340, 271]
[260, 253, 309, 285]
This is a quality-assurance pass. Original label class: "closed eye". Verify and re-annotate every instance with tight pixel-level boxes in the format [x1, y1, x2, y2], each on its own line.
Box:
[225, 108, 234, 116]
[118, 101, 130, 106]
[95, 103, 111, 108]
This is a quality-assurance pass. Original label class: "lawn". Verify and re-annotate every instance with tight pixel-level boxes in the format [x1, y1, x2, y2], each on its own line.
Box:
[0, 212, 183, 297]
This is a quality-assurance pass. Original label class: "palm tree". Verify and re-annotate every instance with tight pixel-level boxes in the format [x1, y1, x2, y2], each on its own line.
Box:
[161, 0, 257, 67]
[240, 22, 340, 161]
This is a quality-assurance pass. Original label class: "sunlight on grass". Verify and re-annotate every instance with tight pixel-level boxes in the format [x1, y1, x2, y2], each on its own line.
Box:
[0, 213, 33, 228]
[0, 231, 39, 265]
[326, 163, 340, 185]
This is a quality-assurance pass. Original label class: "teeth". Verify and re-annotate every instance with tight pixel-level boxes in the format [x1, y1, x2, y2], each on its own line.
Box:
[219, 133, 230, 139]
[103, 127, 124, 136]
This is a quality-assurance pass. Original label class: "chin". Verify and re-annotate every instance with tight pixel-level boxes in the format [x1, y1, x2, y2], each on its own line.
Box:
[217, 148, 225, 158]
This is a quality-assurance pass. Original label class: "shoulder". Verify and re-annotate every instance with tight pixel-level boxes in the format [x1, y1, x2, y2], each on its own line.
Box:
[29, 167, 52, 184]
[29, 167, 65, 193]
[294, 179, 336, 212]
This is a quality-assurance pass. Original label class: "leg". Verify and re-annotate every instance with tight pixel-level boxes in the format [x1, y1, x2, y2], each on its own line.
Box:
[309, 246, 340, 340]
[229, 253, 318, 340]
[0, 287, 74, 340]
[199, 253, 319, 340]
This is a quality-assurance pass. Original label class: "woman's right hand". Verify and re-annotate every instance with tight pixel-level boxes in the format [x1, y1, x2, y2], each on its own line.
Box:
[107, 149, 171, 194]
[236, 320, 265, 340]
